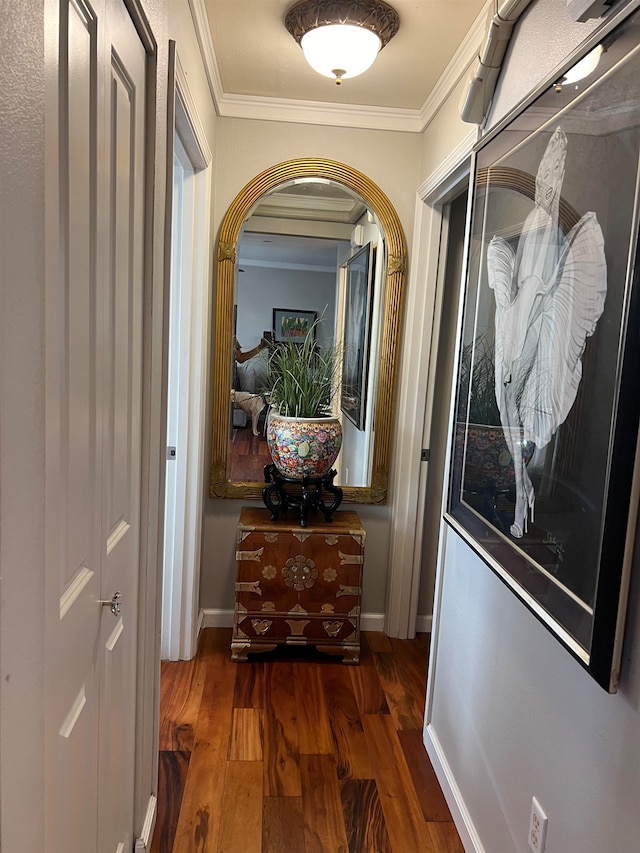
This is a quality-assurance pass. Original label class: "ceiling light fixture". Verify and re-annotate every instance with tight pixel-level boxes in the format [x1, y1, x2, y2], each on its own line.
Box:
[555, 44, 603, 91]
[285, 0, 400, 85]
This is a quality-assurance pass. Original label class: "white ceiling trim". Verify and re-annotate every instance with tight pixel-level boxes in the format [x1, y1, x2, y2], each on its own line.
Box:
[238, 258, 337, 273]
[217, 92, 424, 132]
[417, 1, 490, 132]
[189, 0, 488, 134]
[189, 0, 224, 114]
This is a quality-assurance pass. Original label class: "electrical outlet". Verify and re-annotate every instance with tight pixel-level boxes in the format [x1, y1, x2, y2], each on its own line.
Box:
[528, 797, 548, 853]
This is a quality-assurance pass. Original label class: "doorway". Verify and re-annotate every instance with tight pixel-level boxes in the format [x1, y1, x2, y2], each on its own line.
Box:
[161, 73, 212, 662]
[417, 189, 468, 617]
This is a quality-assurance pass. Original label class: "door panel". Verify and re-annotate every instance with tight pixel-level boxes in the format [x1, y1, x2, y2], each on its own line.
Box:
[45, 1, 146, 850]
[45, 2, 101, 850]
[98, 3, 145, 849]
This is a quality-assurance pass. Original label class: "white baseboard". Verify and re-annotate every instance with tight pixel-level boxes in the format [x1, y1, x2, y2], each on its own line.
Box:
[360, 612, 385, 631]
[423, 723, 484, 853]
[199, 608, 387, 632]
[134, 793, 157, 852]
[200, 608, 234, 628]
[416, 614, 433, 633]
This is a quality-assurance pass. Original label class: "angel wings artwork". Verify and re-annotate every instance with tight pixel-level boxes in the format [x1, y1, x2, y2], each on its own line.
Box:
[486, 126, 607, 539]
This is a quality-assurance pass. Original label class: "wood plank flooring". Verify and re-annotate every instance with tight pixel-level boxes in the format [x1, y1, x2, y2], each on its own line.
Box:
[151, 628, 463, 853]
[227, 427, 270, 481]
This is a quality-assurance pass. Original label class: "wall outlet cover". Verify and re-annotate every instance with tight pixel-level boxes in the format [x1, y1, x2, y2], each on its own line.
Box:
[528, 796, 548, 853]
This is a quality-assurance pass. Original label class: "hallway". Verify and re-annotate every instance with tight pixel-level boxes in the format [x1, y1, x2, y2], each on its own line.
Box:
[152, 628, 462, 852]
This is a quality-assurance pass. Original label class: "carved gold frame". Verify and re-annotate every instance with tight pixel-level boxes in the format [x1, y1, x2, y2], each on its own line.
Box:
[210, 158, 407, 503]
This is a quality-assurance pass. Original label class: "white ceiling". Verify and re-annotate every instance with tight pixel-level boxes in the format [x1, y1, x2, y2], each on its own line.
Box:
[199, 0, 490, 130]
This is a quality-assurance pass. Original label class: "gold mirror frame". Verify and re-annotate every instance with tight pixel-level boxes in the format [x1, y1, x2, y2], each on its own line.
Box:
[209, 158, 407, 503]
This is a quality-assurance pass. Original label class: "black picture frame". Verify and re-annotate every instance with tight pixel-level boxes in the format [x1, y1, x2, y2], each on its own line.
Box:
[445, 16, 640, 692]
[341, 243, 375, 430]
[272, 308, 317, 343]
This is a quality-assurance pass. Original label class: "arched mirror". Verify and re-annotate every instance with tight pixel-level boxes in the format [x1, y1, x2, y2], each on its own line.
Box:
[210, 158, 407, 503]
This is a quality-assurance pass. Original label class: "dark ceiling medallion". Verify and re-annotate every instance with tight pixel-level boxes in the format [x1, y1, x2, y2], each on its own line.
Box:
[285, 0, 400, 49]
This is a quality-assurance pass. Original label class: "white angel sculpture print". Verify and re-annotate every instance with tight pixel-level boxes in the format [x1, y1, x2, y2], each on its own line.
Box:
[486, 127, 607, 538]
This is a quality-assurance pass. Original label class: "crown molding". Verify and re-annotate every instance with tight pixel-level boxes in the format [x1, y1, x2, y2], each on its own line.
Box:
[238, 258, 337, 274]
[189, 0, 489, 134]
[418, 0, 491, 133]
[216, 91, 423, 132]
[188, 0, 224, 114]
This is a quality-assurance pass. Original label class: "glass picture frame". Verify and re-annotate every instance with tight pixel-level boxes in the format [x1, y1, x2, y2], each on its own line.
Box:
[272, 308, 318, 343]
[445, 10, 640, 692]
[341, 243, 375, 430]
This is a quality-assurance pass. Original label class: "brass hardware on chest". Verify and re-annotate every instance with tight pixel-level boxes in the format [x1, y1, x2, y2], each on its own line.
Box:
[282, 556, 318, 590]
[231, 508, 364, 664]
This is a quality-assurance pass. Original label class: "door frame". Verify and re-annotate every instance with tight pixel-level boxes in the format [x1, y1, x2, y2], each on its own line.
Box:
[385, 127, 478, 638]
[161, 50, 213, 661]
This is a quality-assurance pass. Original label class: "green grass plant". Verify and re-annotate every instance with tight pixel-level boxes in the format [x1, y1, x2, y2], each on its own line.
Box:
[268, 325, 341, 418]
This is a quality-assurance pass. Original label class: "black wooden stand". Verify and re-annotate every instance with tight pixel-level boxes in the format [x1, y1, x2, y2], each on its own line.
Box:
[262, 464, 343, 527]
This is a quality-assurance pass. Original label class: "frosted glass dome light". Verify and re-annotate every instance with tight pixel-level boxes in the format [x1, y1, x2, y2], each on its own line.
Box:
[285, 0, 400, 86]
[301, 25, 382, 84]
[562, 44, 603, 85]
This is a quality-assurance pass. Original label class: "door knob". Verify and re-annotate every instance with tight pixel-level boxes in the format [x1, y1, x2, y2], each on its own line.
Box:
[101, 591, 121, 616]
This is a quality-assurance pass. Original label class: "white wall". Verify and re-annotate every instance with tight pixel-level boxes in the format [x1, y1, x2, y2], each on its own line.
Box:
[0, 4, 47, 847]
[236, 265, 337, 350]
[426, 1, 640, 851]
[431, 528, 640, 853]
[200, 118, 421, 616]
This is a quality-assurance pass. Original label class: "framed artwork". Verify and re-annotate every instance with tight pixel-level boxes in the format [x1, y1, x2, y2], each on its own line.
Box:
[445, 15, 640, 692]
[272, 308, 317, 343]
[341, 243, 375, 430]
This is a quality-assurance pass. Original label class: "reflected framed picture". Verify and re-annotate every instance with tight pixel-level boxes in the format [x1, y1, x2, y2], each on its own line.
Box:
[272, 308, 317, 343]
[341, 243, 375, 430]
[445, 12, 640, 692]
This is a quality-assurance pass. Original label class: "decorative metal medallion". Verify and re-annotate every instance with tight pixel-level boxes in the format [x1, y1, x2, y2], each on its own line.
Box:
[323, 567, 338, 582]
[284, 1, 400, 49]
[388, 253, 406, 275]
[282, 555, 318, 590]
[262, 564, 277, 579]
[323, 621, 343, 637]
[265, 533, 279, 543]
[251, 619, 272, 636]
[218, 241, 236, 263]
[325, 535, 339, 545]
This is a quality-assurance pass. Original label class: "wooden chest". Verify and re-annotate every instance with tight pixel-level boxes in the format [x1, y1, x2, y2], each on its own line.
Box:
[232, 508, 365, 664]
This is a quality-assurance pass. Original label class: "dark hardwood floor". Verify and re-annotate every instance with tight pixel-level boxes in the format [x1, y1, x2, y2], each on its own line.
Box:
[151, 628, 463, 853]
[228, 426, 271, 482]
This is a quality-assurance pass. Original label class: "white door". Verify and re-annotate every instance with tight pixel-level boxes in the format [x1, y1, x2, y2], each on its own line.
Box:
[44, 1, 147, 850]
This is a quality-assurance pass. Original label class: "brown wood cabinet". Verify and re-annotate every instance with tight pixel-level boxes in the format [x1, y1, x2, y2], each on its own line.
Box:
[232, 507, 365, 663]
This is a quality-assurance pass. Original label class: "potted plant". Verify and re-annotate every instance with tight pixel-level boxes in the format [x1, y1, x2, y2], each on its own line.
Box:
[266, 327, 343, 479]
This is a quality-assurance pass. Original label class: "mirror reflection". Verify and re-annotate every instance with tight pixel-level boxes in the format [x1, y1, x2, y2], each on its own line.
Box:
[229, 178, 384, 489]
[210, 158, 406, 504]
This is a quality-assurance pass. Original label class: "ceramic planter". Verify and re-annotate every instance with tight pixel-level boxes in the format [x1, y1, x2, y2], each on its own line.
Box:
[266, 412, 343, 479]
[455, 422, 535, 492]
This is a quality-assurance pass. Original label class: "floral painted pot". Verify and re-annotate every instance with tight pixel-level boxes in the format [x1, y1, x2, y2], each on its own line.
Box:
[266, 412, 343, 480]
[455, 423, 535, 492]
